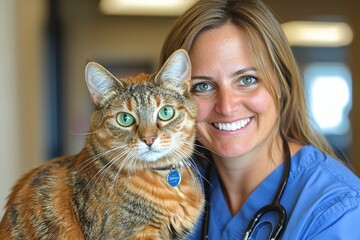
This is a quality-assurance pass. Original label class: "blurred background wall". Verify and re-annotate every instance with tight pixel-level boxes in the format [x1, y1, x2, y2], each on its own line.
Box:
[0, 0, 46, 218]
[1, 0, 359, 218]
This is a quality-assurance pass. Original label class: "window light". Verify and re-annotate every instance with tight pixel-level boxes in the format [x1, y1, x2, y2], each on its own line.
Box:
[282, 21, 353, 47]
[99, 0, 198, 16]
[304, 63, 352, 135]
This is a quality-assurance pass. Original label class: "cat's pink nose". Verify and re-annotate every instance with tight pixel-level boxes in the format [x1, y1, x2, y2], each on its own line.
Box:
[141, 137, 156, 147]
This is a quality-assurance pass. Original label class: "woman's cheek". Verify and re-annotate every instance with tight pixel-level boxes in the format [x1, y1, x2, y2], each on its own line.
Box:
[246, 87, 275, 113]
[195, 98, 212, 122]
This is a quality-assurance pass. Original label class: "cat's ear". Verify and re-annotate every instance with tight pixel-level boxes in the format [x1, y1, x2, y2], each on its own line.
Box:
[85, 61, 122, 106]
[155, 49, 191, 93]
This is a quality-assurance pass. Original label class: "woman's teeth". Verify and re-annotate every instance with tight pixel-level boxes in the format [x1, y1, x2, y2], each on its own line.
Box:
[213, 118, 251, 131]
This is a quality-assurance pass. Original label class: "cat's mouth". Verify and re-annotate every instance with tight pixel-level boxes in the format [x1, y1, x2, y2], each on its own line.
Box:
[212, 117, 251, 131]
[138, 148, 167, 162]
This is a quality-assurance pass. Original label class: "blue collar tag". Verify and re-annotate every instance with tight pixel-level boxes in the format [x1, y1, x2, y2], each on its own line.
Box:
[167, 170, 181, 187]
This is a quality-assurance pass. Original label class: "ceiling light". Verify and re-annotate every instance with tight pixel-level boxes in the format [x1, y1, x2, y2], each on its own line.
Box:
[281, 21, 353, 47]
[100, 0, 198, 16]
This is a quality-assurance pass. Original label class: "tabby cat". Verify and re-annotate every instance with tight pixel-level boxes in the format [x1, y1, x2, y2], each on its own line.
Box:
[0, 49, 204, 239]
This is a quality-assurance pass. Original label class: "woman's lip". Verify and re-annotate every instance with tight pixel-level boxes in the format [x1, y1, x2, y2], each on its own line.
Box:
[212, 117, 252, 131]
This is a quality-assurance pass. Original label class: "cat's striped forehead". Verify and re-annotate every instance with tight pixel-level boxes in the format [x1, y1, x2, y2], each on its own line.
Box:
[120, 83, 183, 109]
[105, 74, 185, 118]
[119, 72, 155, 85]
[117, 72, 183, 102]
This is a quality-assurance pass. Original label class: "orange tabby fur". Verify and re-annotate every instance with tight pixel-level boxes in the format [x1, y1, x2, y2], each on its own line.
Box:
[0, 50, 204, 239]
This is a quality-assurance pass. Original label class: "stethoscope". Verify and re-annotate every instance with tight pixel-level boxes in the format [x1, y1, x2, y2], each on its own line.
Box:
[201, 136, 291, 240]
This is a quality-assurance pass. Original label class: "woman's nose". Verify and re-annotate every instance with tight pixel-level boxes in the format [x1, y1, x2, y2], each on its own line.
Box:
[215, 90, 240, 116]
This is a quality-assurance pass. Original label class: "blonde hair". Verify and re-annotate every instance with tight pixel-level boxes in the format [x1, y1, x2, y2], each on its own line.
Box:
[160, 0, 337, 159]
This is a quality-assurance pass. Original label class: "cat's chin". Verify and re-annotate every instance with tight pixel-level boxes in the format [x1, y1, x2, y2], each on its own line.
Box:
[136, 150, 168, 163]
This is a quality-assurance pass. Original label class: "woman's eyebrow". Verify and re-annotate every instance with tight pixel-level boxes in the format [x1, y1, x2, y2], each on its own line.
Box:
[232, 67, 257, 77]
[191, 68, 257, 80]
[191, 75, 213, 80]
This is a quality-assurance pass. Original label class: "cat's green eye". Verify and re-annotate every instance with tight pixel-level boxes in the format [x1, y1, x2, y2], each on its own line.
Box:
[158, 106, 175, 121]
[117, 112, 135, 127]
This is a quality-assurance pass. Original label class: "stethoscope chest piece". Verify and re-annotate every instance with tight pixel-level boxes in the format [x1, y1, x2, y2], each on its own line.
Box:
[243, 203, 286, 240]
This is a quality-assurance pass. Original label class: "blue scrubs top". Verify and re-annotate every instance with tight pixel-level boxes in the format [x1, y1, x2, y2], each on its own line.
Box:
[188, 145, 360, 239]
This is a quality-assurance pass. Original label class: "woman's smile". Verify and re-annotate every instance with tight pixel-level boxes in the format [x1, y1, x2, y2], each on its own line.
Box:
[213, 117, 252, 131]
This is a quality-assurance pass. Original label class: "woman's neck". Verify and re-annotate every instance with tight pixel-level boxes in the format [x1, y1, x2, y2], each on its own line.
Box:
[211, 139, 283, 216]
[211, 139, 302, 216]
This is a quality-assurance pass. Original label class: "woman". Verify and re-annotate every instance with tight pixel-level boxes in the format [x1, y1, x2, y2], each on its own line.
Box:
[160, 0, 360, 239]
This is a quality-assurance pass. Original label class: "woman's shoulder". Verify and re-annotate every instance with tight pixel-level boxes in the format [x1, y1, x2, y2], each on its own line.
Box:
[288, 144, 360, 210]
[290, 145, 360, 187]
[284, 145, 360, 238]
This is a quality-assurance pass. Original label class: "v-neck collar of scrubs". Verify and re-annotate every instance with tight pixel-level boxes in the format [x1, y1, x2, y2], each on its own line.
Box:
[208, 158, 285, 239]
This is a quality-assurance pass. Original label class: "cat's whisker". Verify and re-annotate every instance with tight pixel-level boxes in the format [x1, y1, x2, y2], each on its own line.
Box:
[75, 145, 127, 172]
[192, 148, 207, 160]
[80, 146, 129, 192]
[67, 130, 98, 136]
[81, 158, 115, 193]
[170, 146, 200, 186]
[192, 142, 215, 165]
[125, 146, 150, 173]
[188, 155, 212, 187]
[172, 143, 211, 188]
[171, 147, 203, 203]
[126, 152, 140, 174]
[96, 148, 133, 188]
[111, 149, 134, 187]
[75, 155, 101, 173]
[97, 157, 121, 186]
[110, 152, 139, 189]
[193, 141, 212, 152]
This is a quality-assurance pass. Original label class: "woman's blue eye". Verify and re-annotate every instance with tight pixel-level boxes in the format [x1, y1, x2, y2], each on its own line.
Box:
[239, 76, 257, 85]
[192, 82, 214, 92]
[117, 112, 135, 127]
[158, 106, 175, 121]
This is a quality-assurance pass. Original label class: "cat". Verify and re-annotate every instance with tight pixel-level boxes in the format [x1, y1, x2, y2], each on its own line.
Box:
[0, 49, 204, 240]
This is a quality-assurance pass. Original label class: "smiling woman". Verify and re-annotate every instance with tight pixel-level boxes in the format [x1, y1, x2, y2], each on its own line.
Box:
[160, 0, 360, 239]
[189, 24, 277, 160]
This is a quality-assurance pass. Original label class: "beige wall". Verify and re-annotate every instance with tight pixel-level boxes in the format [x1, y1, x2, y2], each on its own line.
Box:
[1, 0, 359, 218]
[0, 0, 46, 218]
[0, 0, 19, 218]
